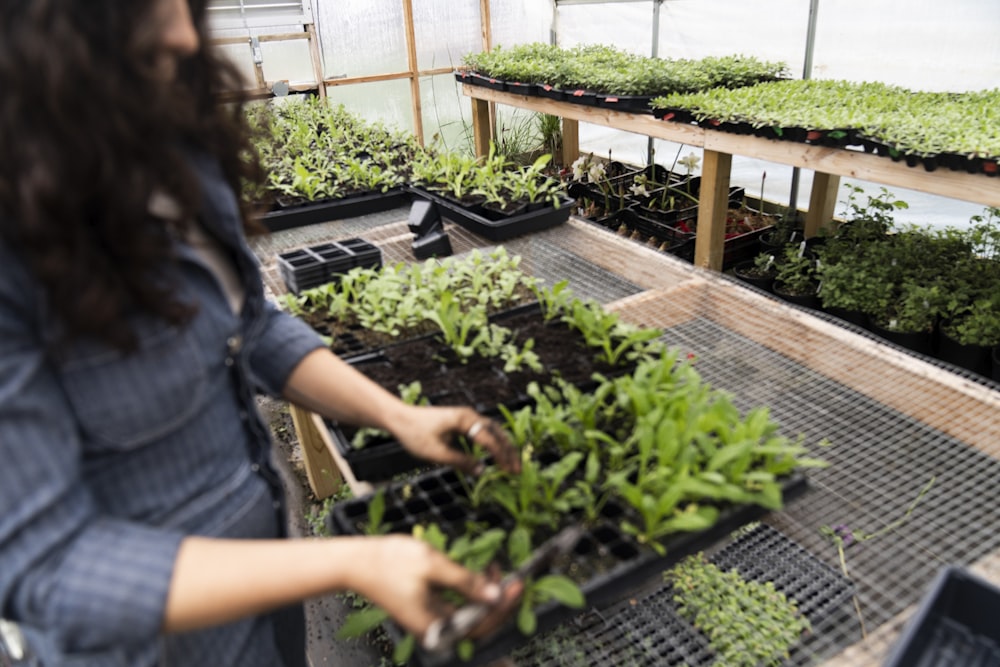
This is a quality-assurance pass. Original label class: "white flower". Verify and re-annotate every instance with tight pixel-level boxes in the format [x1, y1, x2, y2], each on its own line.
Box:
[678, 152, 701, 173]
[571, 156, 589, 180]
[630, 182, 649, 197]
[587, 161, 606, 184]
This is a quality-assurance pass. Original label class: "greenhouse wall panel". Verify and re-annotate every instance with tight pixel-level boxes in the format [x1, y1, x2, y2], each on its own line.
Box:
[490, 0, 552, 49]
[259, 39, 316, 85]
[326, 79, 414, 134]
[808, 0, 1000, 91]
[419, 74, 473, 153]
[413, 0, 481, 71]
[318, 0, 407, 78]
[656, 0, 808, 71]
[557, 3, 653, 54]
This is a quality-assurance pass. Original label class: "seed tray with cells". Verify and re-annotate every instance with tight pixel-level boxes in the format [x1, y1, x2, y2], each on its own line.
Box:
[328, 466, 809, 667]
[326, 305, 640, 481]
[511, 523, 854, 667]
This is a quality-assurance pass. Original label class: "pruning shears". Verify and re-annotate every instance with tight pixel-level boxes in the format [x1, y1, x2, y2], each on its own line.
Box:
[421, 524, 583, 655]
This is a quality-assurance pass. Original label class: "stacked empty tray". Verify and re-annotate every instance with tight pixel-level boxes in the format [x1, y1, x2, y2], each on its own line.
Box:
[276, 238, 381, 293]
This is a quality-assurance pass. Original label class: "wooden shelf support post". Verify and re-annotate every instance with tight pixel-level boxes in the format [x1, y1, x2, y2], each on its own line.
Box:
[562, 117, 580, 168]
[805, 171, 840, 238]
[471, 96, 492, 158]
[694, 150, 733, 271]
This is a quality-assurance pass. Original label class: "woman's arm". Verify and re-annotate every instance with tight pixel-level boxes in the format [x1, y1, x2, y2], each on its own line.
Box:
[283, 347, 520, 473]
[164, 534, 521, 640]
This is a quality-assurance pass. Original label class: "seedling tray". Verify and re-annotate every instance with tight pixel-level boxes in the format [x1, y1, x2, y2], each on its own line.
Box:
[328, 467, 809, 667]
[277, 238, 382, 293]
[596, 93, 656, 114]
[883, 565, 1000, 667]
[260, 187, 409, 232]
[409, 187, 573, 241]
[327, 305, 636, 481]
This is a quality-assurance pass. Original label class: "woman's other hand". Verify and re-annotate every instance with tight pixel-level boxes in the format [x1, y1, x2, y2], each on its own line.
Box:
[391, 405, 521, 475]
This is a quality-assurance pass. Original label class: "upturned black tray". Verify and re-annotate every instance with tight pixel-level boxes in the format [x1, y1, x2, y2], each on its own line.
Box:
[328, 467, 809, 667]
[884, 565, 1000, 667]
[408, 187, 573, 241]
[260, 187, 410, 232]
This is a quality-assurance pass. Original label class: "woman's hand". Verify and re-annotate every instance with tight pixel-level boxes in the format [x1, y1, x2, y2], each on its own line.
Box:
[390, 405, 521, 475]
[350, 535, 523, 643]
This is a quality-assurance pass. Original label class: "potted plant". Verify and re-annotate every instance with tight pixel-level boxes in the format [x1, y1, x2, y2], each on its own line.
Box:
[731, 251, 778, 292]
[772, 245, 820, 308]
[867, 282, 945, 357]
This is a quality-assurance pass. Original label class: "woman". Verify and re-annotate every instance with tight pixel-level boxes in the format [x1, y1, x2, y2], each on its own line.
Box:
[0, 0, 521, 665]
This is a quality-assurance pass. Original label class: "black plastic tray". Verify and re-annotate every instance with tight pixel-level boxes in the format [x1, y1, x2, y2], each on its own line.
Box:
[326, 304, 639, 481]
[884, 565, 1000, 667]
[409, 187, 572, 241]
[510, 522, 852, 667]
[277, 238, 382, 293]
[260, 188, 410, 232]
[328, 468, 809, 667]
[596, 93, 656, 114]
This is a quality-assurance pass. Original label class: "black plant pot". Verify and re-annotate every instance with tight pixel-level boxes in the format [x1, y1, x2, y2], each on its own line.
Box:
[937, 328, 994, 378]
[822, 305, 869, 330]
[868, 318, 935, 357]
[730, 259, 775, 292]
[760, 228, 803, 253]
[993, 346, 1000, 382]
[773, 282, 820, 310]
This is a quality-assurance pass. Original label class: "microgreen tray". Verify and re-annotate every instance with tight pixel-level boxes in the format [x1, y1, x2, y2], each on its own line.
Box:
[328, 467, 809, 667]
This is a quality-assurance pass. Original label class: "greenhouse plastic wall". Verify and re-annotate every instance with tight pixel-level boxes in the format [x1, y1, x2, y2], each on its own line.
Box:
[210, 24, 318, 88]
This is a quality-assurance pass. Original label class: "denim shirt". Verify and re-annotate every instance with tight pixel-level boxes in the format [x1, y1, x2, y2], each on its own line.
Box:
[0, 154, 324, 666]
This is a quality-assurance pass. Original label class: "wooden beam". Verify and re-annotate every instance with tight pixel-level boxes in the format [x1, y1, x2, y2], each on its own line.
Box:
[702, 133, 1000, 208]
[305, 23, 326, 100]
[479, 0, 498, 150]
[209, 32, 309, 47]
[400, 0, 424, 144]
[462, 84, 707, 146]
[805, 171, 840, 237]
[323, 67, 452, 88]
[694, 150, 733, 271]
[462, 86, 1000, 209]
[480, 0, 493, 51]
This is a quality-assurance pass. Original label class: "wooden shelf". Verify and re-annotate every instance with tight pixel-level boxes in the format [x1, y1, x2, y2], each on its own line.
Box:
[462, 84, 1000, 270]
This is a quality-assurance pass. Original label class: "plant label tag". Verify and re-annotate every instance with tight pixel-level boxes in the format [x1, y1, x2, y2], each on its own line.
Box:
[798, 241, 807, 258]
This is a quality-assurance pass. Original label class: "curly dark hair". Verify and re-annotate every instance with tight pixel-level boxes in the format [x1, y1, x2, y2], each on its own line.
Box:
[0, 0, 263, 351]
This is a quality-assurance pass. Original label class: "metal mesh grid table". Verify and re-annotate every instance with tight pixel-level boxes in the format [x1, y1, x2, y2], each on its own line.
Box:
[252, 212, 1000, 667]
